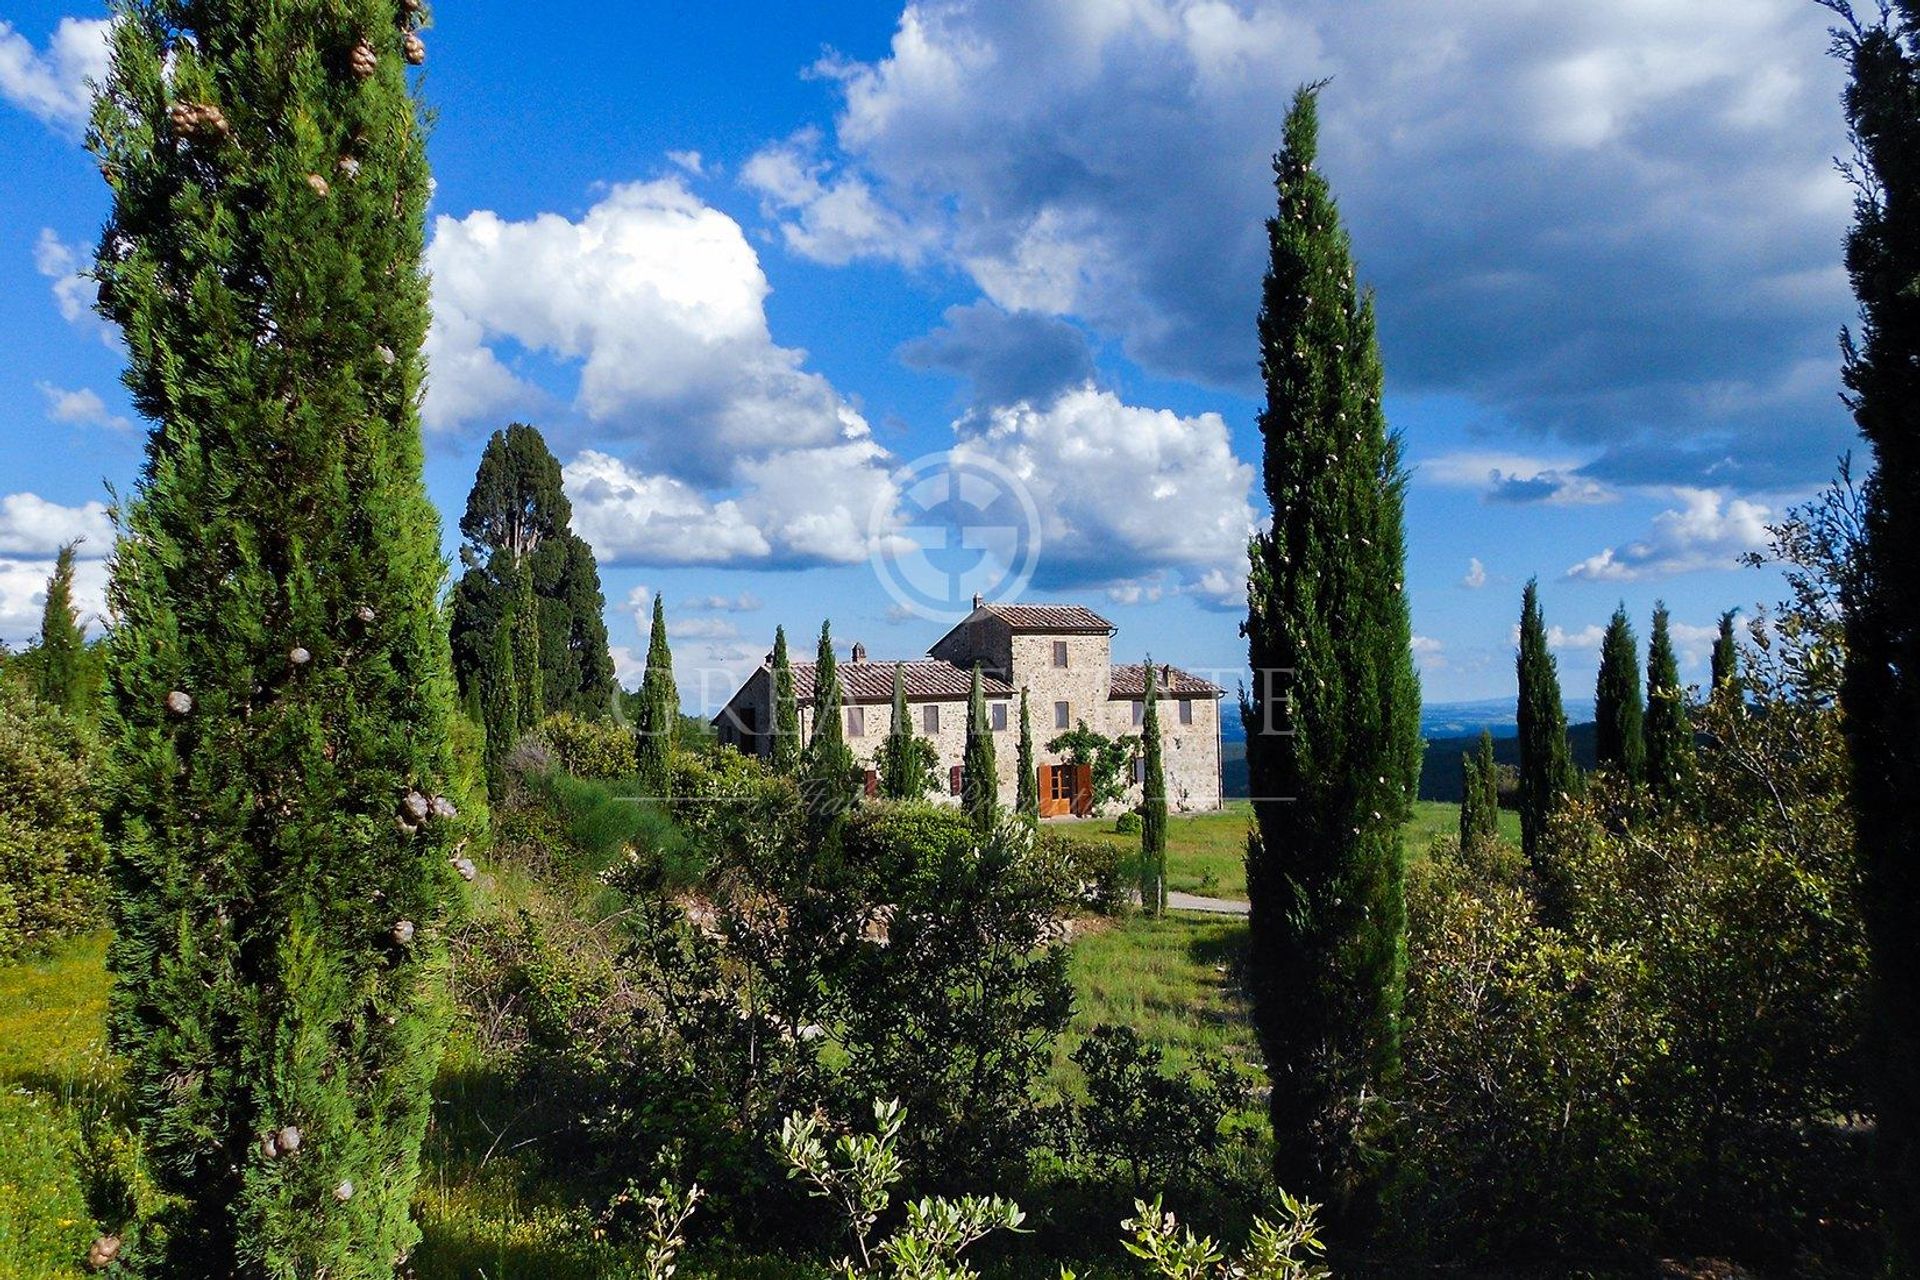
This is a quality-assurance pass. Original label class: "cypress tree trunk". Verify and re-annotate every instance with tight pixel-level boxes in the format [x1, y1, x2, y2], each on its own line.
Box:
[511, 560, 543, 733]
[635, 594, 675, 801]
[802, 621, 856, 824]
[769, 625, 800, 777]
[963, 664, 999, 833]
[1830, 7, 1920, 1259]
[35, 542, 87, 717]
[1644, 603, 1695, 808]
[1140, 665, 1167, 915]
[1516, 579, 1576, 903]
[1593, 605, 1646, 786]
[91, 3, 468, 1270]
[1242, 85, 1422, 1205]
[482, 622, 517, 804]
[1016, 688, 1039, 821]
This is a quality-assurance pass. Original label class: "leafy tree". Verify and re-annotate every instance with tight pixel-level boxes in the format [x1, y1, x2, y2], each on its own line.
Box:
[1016, 689, 1039, 821]
[1140, 664, 1168, 915]
[1054, 1023, 1249, 1193]
[34, 542, 87, 718]
[1516, 579, 1576, 900]
[1458, 730, 1500, 855]
[1710, 609, 1741, 707]
[90, 2, 473, 1268]
[804, 622, 858, 824]
[447, 423, 615, 720]
[511, 560, 544, 733]
[482, 620, 519, 803]
[1593, 605, 1645, 786]
[962, 665, 999, 832]
[1644, 603, 1695, 808]
[1241, 84, 1422, 1204]
[1827, 10, 1920, 1253]
[636, 593, 676, 800]
[771, 624, 801, 777]
[877, 664, 937, 801]
[0, 682, 103, 957]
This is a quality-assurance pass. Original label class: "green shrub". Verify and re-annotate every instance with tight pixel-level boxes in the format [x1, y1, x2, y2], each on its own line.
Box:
[1038, 831, 1130, 916]
[0, 684, 102, 958]
[542, 712, 639, 779]
[1113, 811, 1142, 836]
[523, 769, 690, 881]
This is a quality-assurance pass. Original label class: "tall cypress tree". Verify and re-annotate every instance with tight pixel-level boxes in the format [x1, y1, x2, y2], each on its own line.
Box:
[1516, 579, 1576, 881]
[91, 2, 465, 1269]
[1016, 688, 1039, 821]
[1140, 664, 1168, 916]
[1242, 85, 1422, 1203]
[1831, 8, 1920, 1257]
[1593, 604, 1646, 785]
[482, 620, 518, 803]
[1644, 603, 1695, 808]
[1458, 729, 1500, 854]
[769, 624, 800, 776]
[802, 621, 856, 822]
[635, 594, 676, 800]
[962, 663, 999, 833]
[511, 560, 543, 733]
[877, 663, 931, 801]
[35, 542, 87, 717]
[448, 423, 615, 719]
[1710, 609, 1741, 705]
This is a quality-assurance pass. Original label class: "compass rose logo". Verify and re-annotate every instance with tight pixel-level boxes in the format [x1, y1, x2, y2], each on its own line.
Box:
[870, 451, 1042, 624]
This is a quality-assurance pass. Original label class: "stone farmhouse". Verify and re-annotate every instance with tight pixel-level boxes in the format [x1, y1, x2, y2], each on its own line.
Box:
[712, 601, 1224, 815]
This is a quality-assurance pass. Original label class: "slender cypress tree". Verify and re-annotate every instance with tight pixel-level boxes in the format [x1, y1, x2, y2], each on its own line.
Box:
[1140, 664, 1168, 916]
[802, 621, 856, 822]
[1242, 85, 1422, 1203]
[1644, 603, 1695, 807]
[511, 560, 543, 733]
[91, 2, 465, 1269]
[770, 624, 800, 776]
[1593, 605, 1646, 786]
[1830, 8, 1920, 1257]
[1710, 609, 1741, 705]
[962, 664, 999, 833]
[1458, 729, 1500, 854]
[1016, 688, 1039, 821]
[482, 620, 518, 803]
[35, 542, 87, 717]
[1516, 579, 1576, 880]
[635, 594, 676, 800]
[877, 663, 931, 801]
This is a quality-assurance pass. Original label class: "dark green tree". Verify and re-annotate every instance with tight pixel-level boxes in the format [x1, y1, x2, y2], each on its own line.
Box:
[1710, 609, 1741, 705]
[1016, 688, 1039, 821]
[769, 624, 801, 777]
[1593, 605, 1646, 786]
[482, 619, 518, 803]
[510, 560, 543, 733]
[1140, 664, 1168, 916]
[1241, 85, 1422, 1205]
[1516, 579, 1577, 887]
[1644, 603, 1695, 808]
[963, 664, 999, 833]
[447, 423, 615, 720]
[1829, 12, 1920, 1250]
[635, 593, 676, 800]
[34, 542, 87, 718]
[1458, 729, 1500, 854]
[90, 2, 471, 1269]
[802, 621, 857, 824]
[877, 663, 936, 800]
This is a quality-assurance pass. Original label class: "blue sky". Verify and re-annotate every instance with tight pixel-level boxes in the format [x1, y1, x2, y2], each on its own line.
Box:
[0, 0, 1860, 710]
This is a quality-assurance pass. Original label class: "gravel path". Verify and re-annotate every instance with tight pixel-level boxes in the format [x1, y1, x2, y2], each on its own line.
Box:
[1165, 891, 1250, 916]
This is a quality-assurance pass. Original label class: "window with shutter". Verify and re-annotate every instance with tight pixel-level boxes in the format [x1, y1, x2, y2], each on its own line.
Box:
[923, 704, 939, 734]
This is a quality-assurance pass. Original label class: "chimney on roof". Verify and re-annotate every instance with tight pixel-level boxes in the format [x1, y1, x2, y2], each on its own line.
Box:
[972, 593, 984, 610]
[763, 651, 774, 667]
[1162, 663, 1173, 683]
[851, 642, 868, 664]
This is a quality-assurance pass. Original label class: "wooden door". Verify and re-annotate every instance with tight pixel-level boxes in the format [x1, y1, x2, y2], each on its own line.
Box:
[1071, 764, 1094, 817]
[1039, 763, 1073, 818]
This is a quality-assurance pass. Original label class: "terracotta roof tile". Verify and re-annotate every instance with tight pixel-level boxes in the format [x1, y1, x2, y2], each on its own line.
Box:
[791, 659, 1015, 705]
[982, 603, 1115, 633]
[1106, 662, 1224, 699]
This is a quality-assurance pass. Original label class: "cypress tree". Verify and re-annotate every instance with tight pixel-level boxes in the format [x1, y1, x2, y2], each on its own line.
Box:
[1016, 688, 1039, 821]
[482, 620, 518, 803]
[1710, 609, 1741, 705]
[1458, 729, 1500, 854]
[1242, 85, 1423, 1203]
[510, 560, 543, 733]
[802, 621, 856, 822]
[635, 593, 676, 801]
[769, 624, 800, 776]
[1831, 8, 1920, 1257]
[1516, 579, 1576, 880]
[35, 542, 87, 717]
[1593, 604, 1646, 785]
[1140, 664, 1168, 915]
[877, 663, 930, 801]
[91, 2, 465, 1269]
[1644, 603, 1695, 807]
[448, 423, 615, 719]
[962, 663, 999, 833]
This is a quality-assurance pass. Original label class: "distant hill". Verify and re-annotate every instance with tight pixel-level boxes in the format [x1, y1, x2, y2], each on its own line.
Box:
[1222, 716, 1601, 803]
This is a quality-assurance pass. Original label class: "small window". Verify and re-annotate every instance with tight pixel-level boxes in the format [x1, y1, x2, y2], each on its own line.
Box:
[1054, 701, 1070, 730]
[1134, 756, 1147, 784]
[1048, 766, 1073, 802]
[923, 704, 940, 734]
[991, 702, 1008, 732]
[1179, 700, 1194, 726]
[1132, 700, 1145, 726]
[846, 706, 866, 737]
[1053, 640, 1069, 668]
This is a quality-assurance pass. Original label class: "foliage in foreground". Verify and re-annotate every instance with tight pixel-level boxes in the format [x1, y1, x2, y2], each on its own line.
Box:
[0, 684, 102, 959]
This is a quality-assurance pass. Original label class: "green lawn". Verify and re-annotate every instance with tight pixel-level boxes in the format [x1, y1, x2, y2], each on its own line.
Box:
[1064, 799, 1520, 902]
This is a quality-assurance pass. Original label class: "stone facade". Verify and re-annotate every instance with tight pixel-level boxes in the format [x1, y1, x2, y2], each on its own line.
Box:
[713, 603, 1223, 813]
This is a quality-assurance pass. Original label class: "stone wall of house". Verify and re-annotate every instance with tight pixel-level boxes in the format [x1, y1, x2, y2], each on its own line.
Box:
[1094, 691, 1222, 813]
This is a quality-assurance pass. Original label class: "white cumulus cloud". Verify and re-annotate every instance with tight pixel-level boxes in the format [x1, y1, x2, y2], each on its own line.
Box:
[1566, 488, 1772, 582]
[0, 492, 113, 558]
[0, 16, 110, 136]
[38, 382, 130, 432]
